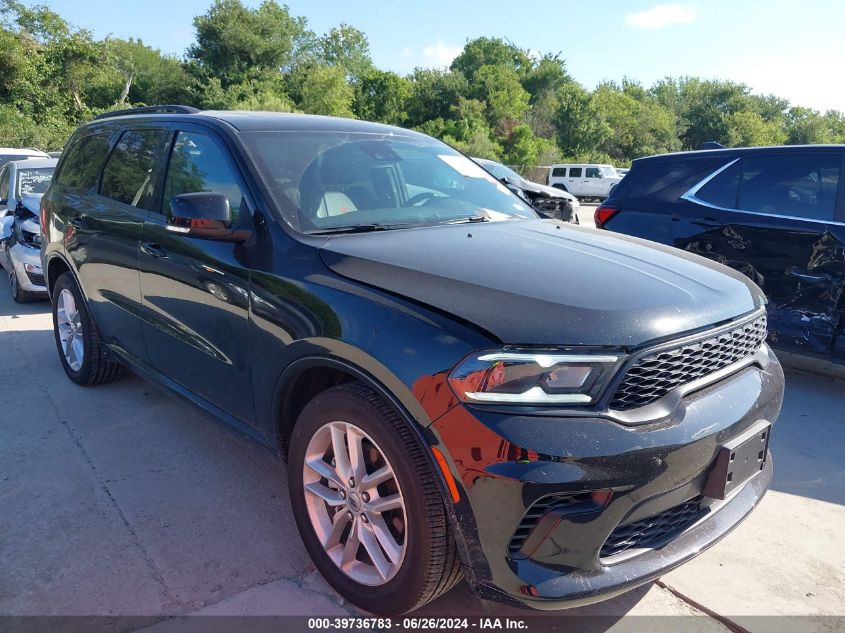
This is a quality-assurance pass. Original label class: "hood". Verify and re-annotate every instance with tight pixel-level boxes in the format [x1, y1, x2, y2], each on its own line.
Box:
[318, 220, 764, 347]
[516, 178, 577, 202]
[19, 192, 43, 214]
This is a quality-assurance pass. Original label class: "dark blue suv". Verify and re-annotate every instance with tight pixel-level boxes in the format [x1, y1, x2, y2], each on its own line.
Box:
[42, 107, 784, 615]
[597, 145, 845, 362]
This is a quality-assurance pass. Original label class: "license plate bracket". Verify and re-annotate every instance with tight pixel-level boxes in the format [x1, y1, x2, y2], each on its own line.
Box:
[703, 420, 771, 500]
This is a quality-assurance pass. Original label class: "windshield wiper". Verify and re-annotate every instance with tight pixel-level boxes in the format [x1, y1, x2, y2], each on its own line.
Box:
[444, 215, 490, 225]
[310, 223, 391, 235]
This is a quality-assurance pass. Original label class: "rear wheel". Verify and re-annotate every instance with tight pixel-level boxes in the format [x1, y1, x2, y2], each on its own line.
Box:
[51, 272, 124, 386]
[288, 383, 462, 615]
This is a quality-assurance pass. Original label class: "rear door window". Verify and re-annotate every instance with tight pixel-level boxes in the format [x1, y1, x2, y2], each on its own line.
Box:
[100, 129, 169, 210]
[569, 167, 582, 178]
[737, 154, 840, 220]
[55, 133, 112, 190]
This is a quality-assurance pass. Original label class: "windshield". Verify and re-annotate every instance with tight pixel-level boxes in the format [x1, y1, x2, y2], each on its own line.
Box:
[17, 167, 54, 196]
[599, 166, 618, 178]
[243, 131, 536, 233]
[480, 160, 523, 183]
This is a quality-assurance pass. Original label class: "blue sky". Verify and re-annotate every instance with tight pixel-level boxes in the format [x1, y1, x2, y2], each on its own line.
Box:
[26, 0, 845, 112]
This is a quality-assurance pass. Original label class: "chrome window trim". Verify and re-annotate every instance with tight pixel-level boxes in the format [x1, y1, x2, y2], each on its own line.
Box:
[680, 156, 843, 225]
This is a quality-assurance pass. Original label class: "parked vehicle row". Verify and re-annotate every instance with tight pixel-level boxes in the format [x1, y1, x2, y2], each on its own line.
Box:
[0, 157, 56, 302]
[597, 144, 845, 363]
[473, 157, 579, 223]
[38, 106, 783, 616]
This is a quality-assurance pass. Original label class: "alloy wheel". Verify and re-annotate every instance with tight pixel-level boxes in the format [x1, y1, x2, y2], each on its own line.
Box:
[302, 421, 407, 586]
[56, 288, 84, 371]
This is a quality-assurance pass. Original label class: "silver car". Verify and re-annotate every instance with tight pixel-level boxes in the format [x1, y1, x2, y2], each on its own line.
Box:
[0, 158, 57, 302]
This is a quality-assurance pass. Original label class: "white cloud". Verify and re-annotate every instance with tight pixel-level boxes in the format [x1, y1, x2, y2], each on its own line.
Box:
[624, 4, 697, 30]
[420, 41, 463, 68]
[394, 41, 462, 73]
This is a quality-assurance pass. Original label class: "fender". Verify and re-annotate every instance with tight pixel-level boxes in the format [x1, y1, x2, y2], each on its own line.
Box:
[266, 341, 482, 580]
[43, 249, 84, 301]
[265, 337, 433, 448]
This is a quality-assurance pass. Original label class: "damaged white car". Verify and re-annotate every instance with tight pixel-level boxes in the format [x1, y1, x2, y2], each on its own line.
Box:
[0, 158, 57, 302]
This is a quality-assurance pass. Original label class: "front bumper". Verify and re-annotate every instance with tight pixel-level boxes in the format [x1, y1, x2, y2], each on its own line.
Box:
[427, 345, 784, 609]
[8, 243, 47, 292]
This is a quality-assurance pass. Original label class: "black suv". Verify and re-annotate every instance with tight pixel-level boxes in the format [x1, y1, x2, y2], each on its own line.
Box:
[41, 107, 784, 615]
[596, 145, 845, 362]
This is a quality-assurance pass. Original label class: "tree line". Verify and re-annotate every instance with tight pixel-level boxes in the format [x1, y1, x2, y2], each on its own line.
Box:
[2, 0, 844, 169]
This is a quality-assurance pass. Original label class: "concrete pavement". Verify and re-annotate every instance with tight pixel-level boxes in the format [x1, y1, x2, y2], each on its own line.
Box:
[0, 270, 842, 632]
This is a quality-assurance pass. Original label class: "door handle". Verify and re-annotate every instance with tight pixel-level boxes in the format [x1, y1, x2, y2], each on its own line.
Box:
[69, 217, 85, 229]
[141, 242, 167, 258]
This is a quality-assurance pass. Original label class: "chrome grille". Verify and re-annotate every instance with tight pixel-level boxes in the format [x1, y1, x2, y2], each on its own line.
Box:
[609, 315, 767, 411]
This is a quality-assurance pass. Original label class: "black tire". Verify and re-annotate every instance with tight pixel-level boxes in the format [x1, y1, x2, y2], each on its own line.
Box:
[51, 272, 124, 386]
[288, 383, 462, 615]
[9, 269, 38, 303]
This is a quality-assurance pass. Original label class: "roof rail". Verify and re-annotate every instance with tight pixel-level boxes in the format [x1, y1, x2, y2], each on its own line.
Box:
[94, 105, 200, 120]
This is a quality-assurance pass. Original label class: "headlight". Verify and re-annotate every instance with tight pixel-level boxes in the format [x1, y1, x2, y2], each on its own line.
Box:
[24, 263, 42, 273]
[448, 350, 620, 405]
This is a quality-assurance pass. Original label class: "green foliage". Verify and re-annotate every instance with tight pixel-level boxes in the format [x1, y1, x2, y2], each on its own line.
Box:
[1, 0, 843, 166]
[295, 63, 354, 117]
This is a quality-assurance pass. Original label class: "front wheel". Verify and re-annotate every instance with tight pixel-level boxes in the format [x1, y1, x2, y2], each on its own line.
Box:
[9, 269, 37, 303]
[288, 383, 462, 615]
[51, 272, 124, 386]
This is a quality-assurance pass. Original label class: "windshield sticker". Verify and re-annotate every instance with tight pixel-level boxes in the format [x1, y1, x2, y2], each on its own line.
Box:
[19, 169, 53, 195]
[438, 155, 496, 181]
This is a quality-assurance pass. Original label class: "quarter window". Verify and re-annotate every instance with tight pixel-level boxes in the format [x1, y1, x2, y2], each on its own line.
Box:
[696, 161, 741, 209]
[100, 129, 168, 209]
[163, 132, 244, 223]
[585, 167, 600, 178]
[738, 154, 840, 220]
[569, 167, 582, 178]
[55, 133, 112, 190]
[552, 167, 567, 178]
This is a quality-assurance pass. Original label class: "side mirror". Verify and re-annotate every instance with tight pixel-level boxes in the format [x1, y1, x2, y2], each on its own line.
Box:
[167, 192, 250, 243]
[0, 215, 13, 241]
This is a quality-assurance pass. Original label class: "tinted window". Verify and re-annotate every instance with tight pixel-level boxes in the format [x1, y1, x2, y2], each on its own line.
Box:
[610, 156, 729, 202]
[0, 167, 9, 201]
[569, 167, 582, 177]
[585, 167, 600, 178]
[55, 134, 112, 189]
[552, 167, 567, 178]
[100, 130, 168, 209]
[738, 154, 840, 220]
[163, 132, 244, 223]
[696, 160, 741, 208]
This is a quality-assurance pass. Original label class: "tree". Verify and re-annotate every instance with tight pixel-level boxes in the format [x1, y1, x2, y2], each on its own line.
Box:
[590, 82, 679, 161]
[353, 69, 411, 124]
[189, 0, 314, 89]
[785, 107, 831, 144]
[296, 63, 354, 117]
[450, 37, 531, 83]
[319, 23, 372, 82]
[405, 68, 468, 127]
[726, 110, 786, 147]
[471, 65, 530, 132]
